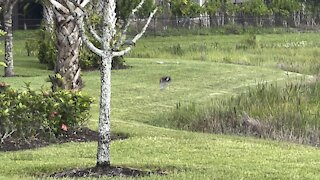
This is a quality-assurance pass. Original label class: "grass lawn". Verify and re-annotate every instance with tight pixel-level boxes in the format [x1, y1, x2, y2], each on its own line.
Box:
[0, 31, 320, 179]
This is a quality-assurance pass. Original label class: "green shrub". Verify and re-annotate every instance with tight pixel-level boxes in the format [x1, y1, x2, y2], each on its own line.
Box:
[0, 82, 10, 93]
[25, 38, 39, 56]
[79, 45, 100, 70]
[37, 29, 56, 70]
[0, 83, 93, 143]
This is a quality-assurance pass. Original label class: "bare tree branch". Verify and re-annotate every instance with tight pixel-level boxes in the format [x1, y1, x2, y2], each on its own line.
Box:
[74, 12, 104, 57]
[114, 0, 146, 49]
[69, 1, 102, 42]
[113, 7, 158, 57]
[49, 0, 69, 13]
[80, 0, 90, 7]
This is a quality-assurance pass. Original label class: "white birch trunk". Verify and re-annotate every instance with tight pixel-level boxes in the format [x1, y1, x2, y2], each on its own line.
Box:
[96, 0, 116, 167]
[3, 0, 17, 77]
[96, 53, 112, 167]
[43, 3, 54, 33]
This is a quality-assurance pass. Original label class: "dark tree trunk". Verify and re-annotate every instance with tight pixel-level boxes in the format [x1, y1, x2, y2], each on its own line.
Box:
[51, 7, 82, 91]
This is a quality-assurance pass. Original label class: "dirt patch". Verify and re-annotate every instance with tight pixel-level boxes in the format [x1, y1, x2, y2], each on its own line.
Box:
[50, 166, 167, 178]
[0, 127, 128, 152]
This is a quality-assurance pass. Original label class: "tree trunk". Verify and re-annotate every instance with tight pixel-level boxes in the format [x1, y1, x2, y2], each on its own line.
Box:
[96, 54, 112, 167]
[3, 0, 17, 77]
[43, 3, 54, 33]
[52, 9, 82, 91]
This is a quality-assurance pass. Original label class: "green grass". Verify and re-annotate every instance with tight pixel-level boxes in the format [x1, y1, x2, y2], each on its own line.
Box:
[0, 30, 320, 179]
[130, 33, 320, 74]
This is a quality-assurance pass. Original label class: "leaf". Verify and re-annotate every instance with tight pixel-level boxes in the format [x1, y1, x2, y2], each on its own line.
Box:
[0, 62, 7, 67]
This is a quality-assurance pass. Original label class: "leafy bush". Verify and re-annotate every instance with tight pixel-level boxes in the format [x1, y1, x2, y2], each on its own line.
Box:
[0, 84, 93, 143]
[25, 38, 39, 56]
[37, 29, 56, 70]
[154, 80, 320, 146]
[79, 46, 100, 70]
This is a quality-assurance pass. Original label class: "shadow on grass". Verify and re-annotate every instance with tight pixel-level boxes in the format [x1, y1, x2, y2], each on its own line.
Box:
[0, 128, 129, 152]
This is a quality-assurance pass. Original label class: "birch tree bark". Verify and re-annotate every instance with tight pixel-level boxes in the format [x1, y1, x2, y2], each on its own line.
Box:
[2, 0, 18, 77]
[43, 2, 55, 33]
[61, 0, 157, 167]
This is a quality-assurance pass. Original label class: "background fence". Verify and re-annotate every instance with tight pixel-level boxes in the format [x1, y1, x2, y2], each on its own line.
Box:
[16, 15, 320, 34]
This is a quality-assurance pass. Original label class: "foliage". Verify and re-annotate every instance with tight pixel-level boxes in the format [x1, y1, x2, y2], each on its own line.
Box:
[204, 0, 223, 16]
[116, 0, 155, 21]
[0, 23, 5, 61]
[0, 62, 7, 68]
[241, 0, 271, 16]
[170, 0, 203, 17]
[0, 29, 5, 36]
[79, 45, 100, 70]
[0, 83, 93, 143]
[270, 0, 300, 17]
[37, 29, 56, 70]
[25, 38, 38, 56]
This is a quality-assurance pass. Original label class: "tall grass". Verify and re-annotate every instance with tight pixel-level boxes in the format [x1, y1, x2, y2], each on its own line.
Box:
[130, 32, 320, 74]
[153, 78, 320, 146]
[143, 25, 297, 37]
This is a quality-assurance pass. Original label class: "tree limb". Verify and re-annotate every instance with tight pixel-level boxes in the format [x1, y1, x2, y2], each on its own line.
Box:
[74, 12, 104, 57]
[80, 0, 90, 7]
[48, 0, 69, 13]
[113, 7, 158, 57]
[114, 0, 146, 49]
[69, 1, 102, 42]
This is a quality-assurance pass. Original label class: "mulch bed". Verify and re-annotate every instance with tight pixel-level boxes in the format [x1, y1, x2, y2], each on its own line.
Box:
[50, 166, 167, 178]
[0, 127, 167, 178]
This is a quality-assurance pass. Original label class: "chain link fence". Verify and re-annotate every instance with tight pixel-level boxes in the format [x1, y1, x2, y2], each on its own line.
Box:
[16, 15, 320, 34]
[132, 15, 320, 35]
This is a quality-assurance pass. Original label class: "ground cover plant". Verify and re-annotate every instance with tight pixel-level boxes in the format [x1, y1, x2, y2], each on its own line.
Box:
[0, 30, 320, 179]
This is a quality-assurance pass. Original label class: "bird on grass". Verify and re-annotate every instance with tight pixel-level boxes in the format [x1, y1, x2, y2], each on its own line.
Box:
[160, 76, 171, 90]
